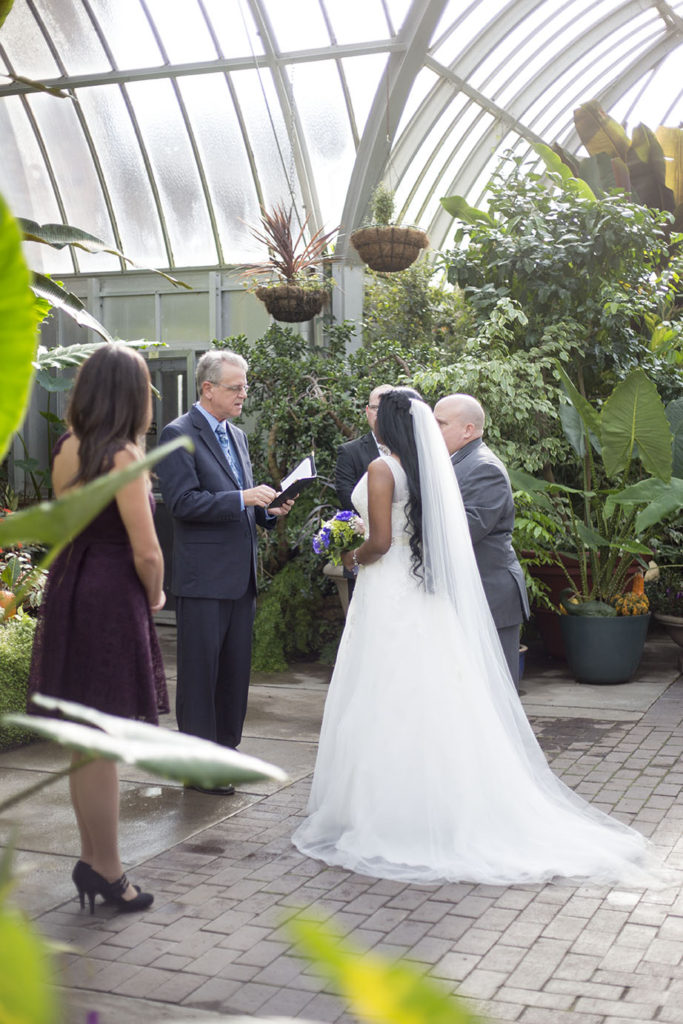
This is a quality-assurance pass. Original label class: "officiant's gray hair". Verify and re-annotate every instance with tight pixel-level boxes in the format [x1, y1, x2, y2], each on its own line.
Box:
[195, 350, 248, 394]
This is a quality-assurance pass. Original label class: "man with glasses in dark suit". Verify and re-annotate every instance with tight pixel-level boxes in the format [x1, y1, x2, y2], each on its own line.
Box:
[157, 350, 292, 793]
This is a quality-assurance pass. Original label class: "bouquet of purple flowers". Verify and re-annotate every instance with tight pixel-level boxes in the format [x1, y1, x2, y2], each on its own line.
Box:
[312, 510, 364, 565]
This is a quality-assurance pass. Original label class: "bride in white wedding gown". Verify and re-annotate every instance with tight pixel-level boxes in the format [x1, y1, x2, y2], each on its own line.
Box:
[292, 389, 668, 886]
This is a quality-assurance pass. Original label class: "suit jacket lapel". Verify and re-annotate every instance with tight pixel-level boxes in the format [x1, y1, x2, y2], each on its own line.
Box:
[191, 406, 241, 487]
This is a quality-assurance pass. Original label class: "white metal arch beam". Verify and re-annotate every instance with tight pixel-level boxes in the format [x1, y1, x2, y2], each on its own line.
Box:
[336, 0, 448, 258]
[247, 0, 321, 235]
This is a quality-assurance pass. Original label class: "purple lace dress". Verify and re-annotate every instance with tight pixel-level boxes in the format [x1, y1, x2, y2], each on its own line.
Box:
[28, 437, 168, 723]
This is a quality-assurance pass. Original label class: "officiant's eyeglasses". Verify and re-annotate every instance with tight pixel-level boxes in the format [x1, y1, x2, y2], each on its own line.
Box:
[216, 383, 249, 394]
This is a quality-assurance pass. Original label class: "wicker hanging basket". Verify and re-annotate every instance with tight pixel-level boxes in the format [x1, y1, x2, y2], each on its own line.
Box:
[350, 225, 429, 272]
[255, 283, 329, 323]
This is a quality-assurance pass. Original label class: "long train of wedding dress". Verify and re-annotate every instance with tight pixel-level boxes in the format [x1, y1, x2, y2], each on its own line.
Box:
[293, 401, 670, 887]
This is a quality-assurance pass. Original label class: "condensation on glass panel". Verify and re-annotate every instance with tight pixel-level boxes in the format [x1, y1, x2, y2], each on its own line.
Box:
[230, 69, 301, 215]
[30, 1, 111, 75]
[160, 291, 210, 343]
[144, 0, 217, 63]
[126, 78, 217, 267]
[77, 85, 167, 267]
[263, 0, 329, 52]
[203, 0, 265, 58]
[0, 2, 60, 78]
[0, 96, 60, 232]
[340, 55, 386, 141]
[177, 74, 261, 264]
[102, 294, 156, 341]
[290, 61, 354, 231]
[22, 238, 72, 276]
[27, 93, 119, 273]
[326, 0, 391, 46]
[86, 0, 164, 70]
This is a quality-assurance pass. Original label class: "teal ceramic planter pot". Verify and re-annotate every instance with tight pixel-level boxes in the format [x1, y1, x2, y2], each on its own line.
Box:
[560, 613, 651, 684]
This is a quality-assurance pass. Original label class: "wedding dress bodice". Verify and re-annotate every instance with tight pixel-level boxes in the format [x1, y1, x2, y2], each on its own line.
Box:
[351, 455, 411, 547]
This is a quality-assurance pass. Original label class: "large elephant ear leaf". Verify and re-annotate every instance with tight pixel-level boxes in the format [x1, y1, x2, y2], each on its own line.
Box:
[666, 397, 683, 479]
[0, 195, 38, 463]
[601, 369, 672, 482]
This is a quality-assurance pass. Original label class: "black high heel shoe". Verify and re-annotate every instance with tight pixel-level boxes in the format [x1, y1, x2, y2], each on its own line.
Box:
[73, 862, 153, 914]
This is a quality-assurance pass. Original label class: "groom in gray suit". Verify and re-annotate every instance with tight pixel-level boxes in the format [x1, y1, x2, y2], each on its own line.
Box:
[434, 393, 529, 689]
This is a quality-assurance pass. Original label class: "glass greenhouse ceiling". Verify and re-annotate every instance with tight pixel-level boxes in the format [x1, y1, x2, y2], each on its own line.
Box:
[0, 0, 682, 276]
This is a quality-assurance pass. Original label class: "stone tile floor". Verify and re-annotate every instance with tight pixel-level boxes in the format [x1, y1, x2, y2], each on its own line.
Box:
[3, 627, 683, 1024]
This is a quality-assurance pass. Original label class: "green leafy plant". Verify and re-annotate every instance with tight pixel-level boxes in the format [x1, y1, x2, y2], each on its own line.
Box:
[439, 157, 683, 386]
[370, 182, 396, 226]
[0, 614, 37, 751]
[510, 365, 682, 614]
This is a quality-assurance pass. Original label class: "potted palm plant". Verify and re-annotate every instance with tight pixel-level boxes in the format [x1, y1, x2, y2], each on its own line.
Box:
[350, 184, 429, 272]
[244, 204, 338, 323]
[511, 364, 683, 684]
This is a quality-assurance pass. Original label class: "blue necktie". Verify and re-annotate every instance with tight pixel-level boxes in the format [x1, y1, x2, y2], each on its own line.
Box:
[215, 423, 243, 487]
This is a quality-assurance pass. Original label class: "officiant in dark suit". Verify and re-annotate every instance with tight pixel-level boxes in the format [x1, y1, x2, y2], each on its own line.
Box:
[157, 350, 292, 793]
[434, 393, 529, 690]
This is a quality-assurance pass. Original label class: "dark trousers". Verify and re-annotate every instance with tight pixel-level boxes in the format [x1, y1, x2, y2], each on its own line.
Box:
[498, 622, 521, 691]
[175, 587, 256, 748]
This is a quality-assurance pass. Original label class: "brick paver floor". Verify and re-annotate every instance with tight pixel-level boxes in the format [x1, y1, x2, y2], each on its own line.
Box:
[18, 642, 683, 1023]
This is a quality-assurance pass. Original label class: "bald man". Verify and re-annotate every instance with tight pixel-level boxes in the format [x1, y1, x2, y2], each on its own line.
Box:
[434, 393, 529, 689]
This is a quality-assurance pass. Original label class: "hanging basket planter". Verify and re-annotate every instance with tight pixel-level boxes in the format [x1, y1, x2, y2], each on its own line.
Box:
[350, 225, 429, 272]
[255, 283, 329, 323]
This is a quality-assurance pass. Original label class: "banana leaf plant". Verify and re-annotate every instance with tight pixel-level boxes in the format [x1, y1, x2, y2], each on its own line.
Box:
[508, 365, 683, 615]
[21, 219, 191, 343]
[543, 100, 682, 230]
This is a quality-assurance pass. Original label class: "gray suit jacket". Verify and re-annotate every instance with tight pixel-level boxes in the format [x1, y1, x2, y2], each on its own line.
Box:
[452, 438, 529, 629]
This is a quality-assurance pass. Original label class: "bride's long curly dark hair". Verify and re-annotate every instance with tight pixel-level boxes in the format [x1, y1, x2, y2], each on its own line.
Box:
[375, 387, 426, 580]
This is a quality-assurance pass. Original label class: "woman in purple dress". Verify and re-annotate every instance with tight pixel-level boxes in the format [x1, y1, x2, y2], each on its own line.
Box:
[29, 344, 168, 913]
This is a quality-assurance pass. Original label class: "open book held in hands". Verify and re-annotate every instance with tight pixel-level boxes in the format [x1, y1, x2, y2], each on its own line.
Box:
[268, 455, 317, 508]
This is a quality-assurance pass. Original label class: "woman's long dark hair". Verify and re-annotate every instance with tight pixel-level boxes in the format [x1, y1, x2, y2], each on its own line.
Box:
[67, 343, 151, 484]
[375, 387, 425, 579]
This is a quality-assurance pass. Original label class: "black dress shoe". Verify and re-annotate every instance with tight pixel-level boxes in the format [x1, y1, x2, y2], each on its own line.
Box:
[184, 783, 236, 796]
